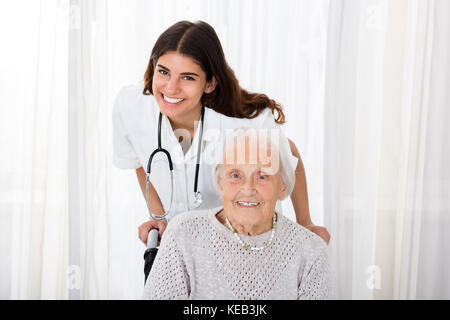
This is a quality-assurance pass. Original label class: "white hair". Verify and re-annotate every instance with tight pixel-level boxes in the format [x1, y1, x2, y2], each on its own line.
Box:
[211, 127, 297, 200]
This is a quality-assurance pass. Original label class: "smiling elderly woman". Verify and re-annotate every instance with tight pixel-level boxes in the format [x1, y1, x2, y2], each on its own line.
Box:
[143, 128, 330, 300]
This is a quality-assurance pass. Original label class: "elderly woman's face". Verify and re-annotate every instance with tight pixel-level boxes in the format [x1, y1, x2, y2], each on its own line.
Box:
[218, 143, 285, 228]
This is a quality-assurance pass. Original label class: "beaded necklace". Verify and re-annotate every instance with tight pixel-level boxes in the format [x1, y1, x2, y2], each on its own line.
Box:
[225, 213, 277, 251]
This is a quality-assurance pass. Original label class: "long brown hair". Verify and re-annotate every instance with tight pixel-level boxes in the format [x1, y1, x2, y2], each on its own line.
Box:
[143, 20, 286, 124]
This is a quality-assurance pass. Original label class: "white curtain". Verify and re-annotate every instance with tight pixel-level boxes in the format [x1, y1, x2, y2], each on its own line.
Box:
[68, 0, 111, 299]
[324, 0, 450, 299]
[1, 0, 448, 300]
[415, 0, 450, 299]
[0, 0, 69, 299]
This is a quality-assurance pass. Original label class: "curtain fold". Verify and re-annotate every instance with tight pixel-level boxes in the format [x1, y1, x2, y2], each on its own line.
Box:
[415, 0, 450, 299]
[0, 0, 69, 299]
[69, 0, 110, 299]
[324, 0, 449, 299]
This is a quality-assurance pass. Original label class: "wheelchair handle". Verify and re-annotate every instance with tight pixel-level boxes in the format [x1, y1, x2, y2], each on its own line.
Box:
[147, 228, 159, 249]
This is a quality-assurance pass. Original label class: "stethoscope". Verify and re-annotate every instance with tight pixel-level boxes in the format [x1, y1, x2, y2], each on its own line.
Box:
[145, 107, 205, 220]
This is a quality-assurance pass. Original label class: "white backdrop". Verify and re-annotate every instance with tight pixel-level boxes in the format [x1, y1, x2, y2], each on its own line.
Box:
[0, 0, 448, 300]
[324, 0, 450, 299]
[0, 0, 69, 299]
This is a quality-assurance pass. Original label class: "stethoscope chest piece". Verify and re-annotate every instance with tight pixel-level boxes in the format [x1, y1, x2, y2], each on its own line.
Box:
[191, 191, 203, 209]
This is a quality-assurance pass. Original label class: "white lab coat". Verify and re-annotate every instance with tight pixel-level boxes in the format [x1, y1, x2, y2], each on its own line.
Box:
[113, 84, 295, 219]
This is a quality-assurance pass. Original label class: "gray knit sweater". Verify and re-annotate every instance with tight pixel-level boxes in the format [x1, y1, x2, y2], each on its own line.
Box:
[143, 207, 330, 300]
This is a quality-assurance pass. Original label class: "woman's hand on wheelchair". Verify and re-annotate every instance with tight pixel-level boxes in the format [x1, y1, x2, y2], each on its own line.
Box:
[305, 224, 330, 245]
[138, 219, 168, 245]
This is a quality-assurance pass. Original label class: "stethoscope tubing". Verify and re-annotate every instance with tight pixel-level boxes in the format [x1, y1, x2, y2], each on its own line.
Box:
[145, 107, 205, 221]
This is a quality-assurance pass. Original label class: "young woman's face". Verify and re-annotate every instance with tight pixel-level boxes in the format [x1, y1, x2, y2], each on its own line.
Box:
[152, 51, 216, 125]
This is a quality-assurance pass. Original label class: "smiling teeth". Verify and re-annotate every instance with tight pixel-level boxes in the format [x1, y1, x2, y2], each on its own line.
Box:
[237, 201, 260, 207]
[163, 95, 184, 103]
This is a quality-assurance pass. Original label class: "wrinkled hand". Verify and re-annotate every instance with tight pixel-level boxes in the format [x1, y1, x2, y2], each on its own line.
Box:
[138, 219, 168, 245]
[305, 224, 330, 245]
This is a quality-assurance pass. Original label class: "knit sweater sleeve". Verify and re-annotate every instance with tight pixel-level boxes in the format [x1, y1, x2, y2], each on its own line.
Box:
[297, 241, 330, 300]
[142, 226, 190, 300]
